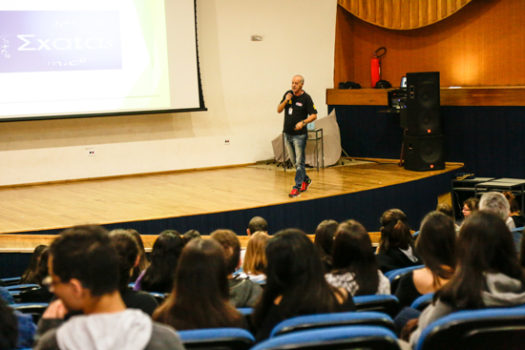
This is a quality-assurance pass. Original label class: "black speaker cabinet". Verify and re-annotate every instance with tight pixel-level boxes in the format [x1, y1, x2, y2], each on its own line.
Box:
[404, 134, 445, 171]
[404, 72, 441, 136]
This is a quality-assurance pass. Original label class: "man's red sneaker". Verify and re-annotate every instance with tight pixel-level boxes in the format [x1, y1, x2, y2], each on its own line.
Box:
[289, 188, 300, 198]
[300, 178, 312, 192]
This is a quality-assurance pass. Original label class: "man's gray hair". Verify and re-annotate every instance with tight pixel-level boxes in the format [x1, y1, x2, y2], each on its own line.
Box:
[479, 191, 510, 220]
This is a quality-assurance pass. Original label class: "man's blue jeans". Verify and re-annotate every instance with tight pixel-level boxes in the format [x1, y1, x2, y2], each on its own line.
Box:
[284, 133, 309, 189]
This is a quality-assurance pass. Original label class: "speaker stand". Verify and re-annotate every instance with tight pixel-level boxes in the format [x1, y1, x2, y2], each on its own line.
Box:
[399, 128, 407, 167]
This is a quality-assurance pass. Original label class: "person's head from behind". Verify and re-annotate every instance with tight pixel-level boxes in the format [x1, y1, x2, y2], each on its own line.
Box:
[416, 211, 456, 284]
[109, 230, 140, 292]
[150, 230, 184, 269]
[314, 219, 338, 257]
[142, 229, 185, 291]
[247, 216, 268, 236]
[440, 211, 522, 308]
[379, 208, 412, 252]
[479, 192, 510, 221]
[263, 229, 338, 302]
[154, 238, 240, 329]
[332, 220, 378, 295]
[242, 231, 270, 275]
[462, 197, 479, 218]
[124, 228, 148, 270]
[182, 229, 201, 243]
[21, 244, 48, 284]
[47, 225, 119, 311]
[210, 229, 240, 275]
[436, 203, 455, 220]
[174, 238, 229, 304]
[254, 229, 341, 325]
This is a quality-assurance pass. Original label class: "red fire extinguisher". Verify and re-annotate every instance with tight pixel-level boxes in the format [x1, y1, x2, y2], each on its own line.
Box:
[370, 47, 386, 88]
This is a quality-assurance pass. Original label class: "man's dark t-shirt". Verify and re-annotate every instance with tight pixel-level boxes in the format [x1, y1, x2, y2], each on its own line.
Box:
[281, 90, 317, 135]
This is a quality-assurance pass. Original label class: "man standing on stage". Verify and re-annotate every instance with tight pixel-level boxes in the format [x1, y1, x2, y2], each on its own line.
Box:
[277, 74, 318, 198]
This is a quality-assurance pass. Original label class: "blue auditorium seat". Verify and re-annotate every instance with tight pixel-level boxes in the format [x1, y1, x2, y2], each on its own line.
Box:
[410, 293, 434, 311]
[269, 311, 395, 337]
[252, 325, 400, 350]
[384, 265, 424, 292]
[354, 294, 401, 318]
[177, 327, 254, 350]
[415, 306, 525, 350]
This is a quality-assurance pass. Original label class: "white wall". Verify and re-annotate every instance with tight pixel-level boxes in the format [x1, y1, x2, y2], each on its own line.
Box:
[0, 0, 337, 186]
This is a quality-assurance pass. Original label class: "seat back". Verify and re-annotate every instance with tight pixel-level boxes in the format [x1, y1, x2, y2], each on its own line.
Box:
[410, 293, 434, 311]
[270, 311, 394, 337]
[416, 306, 525, 350]
[384, 265, 424, 292]
[236, 307, 253, 316]
[0, 276, 22, 286]
[12, 302, 49, 323]
[354, 294, 400, 318]
[178, 328, 254, 350]
[147, 291, 167, 304]
[252, 325, 400, 350]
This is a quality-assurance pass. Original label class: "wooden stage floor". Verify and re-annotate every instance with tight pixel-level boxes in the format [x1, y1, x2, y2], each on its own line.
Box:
[0, 159, 462, 235]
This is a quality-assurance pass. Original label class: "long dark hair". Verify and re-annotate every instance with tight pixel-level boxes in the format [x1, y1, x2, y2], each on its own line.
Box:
[109, 230, 140, 293]
[416, 211, 456, 287]
[437, 211, 525, 309]
[378, 209, 414, 253]
[153, 238, 242, 330]
[314, 219, 338, 271]
[21, 245, 48, 284]
[253, 229, 345, 328]
[141, 230, 185, 293]
[331, 220, 379, 295]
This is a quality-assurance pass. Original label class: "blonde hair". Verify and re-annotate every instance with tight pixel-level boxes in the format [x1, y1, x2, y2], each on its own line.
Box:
[242, 231, 270, 275]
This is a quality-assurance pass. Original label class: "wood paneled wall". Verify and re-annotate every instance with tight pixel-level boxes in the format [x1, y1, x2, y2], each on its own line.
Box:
[334, 0, 525, 88]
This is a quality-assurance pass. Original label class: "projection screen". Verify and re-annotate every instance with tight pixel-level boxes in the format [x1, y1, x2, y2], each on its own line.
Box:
[0, 0, 205, 121]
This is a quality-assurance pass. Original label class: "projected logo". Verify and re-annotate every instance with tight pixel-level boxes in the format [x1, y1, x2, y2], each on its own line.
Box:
[0, 11, 122, 72]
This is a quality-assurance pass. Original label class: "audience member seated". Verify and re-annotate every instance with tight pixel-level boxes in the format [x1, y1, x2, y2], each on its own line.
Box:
[246, 216, 269, 236]
[252, 229, 355, 342]
[18, 246, 53, 303]
[479, 191, 515, 230]
[109, 230, 158, 315]
[376, 209, 421, 273]
[405, 211, 525, 347]
[133, 229, 185, 293]
[504, 191, 525, 228]
[460, 197, 479, 225]
[20, 245, 48, 284]
[124, 229, 150, 282]
[34, 225, 184, 350]
[325, 220, 390, 296]
[436, 202, 460, 232]
[395, 211, 456, 308]
[211, 229, 263, 307]
[241, 231, 270, 284]
[153, 238, 245, 330]
[182, 229, 201, 243]
[314, 219, 338, 272]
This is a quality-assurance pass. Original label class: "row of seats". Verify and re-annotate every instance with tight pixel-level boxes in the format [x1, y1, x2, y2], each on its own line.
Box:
[177, 304, 525, 349]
